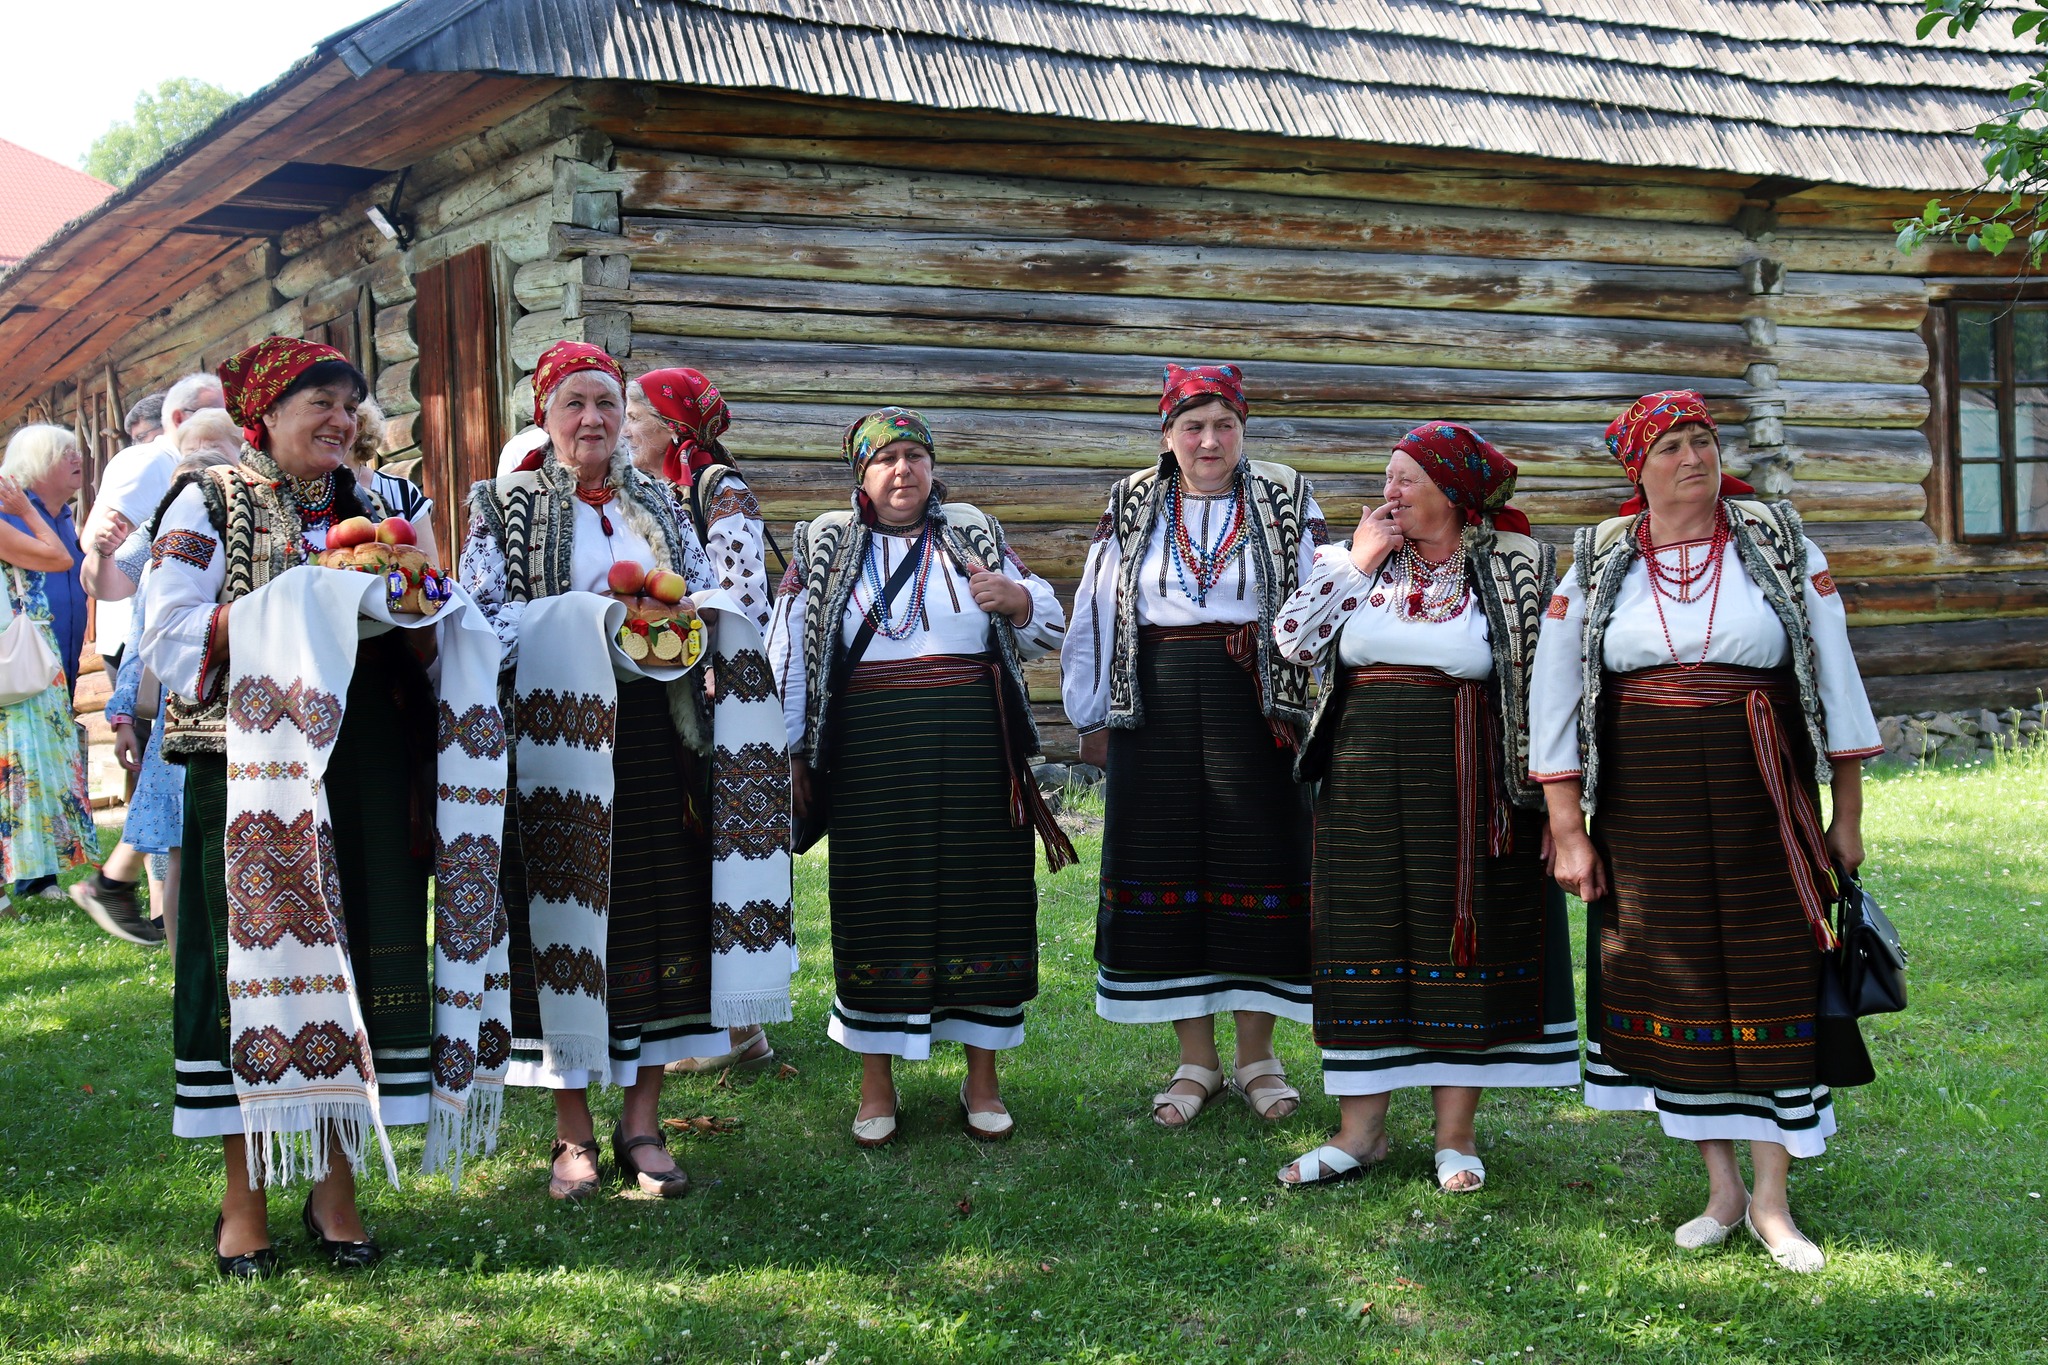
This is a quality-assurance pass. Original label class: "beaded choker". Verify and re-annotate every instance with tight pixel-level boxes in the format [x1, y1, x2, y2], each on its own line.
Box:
[1396, 542, 1469, 622]
[576, 484, 617, 536]
[289, 472, 336, 525]
[1638, 506, 1730, 667]
[1165, 470, 1245, 606]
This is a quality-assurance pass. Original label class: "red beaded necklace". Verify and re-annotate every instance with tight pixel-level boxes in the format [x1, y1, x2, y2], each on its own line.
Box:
[575, 483, 617, 536]
[1637, 505, 1730, 668]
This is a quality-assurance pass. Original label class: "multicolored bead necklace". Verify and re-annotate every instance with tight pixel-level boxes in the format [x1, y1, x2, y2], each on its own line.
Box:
[862, 520, 937, 641]
[1638, 505, 1730, 667]
[290, 472, 336, 526]
[1165, 470, 1246, 606]
[1396, 541, 1469, 622]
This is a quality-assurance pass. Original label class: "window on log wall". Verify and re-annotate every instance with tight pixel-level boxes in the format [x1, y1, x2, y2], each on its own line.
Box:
[414, 245, 507, 564]
[1949, 302, 2048, 543]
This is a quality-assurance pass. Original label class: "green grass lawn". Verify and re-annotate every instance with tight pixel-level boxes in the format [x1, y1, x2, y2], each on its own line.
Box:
[2, 748, 2044, 1364]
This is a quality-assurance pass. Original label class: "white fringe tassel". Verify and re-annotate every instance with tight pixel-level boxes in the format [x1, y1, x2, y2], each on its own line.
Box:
[238, 1099, 397, 1189]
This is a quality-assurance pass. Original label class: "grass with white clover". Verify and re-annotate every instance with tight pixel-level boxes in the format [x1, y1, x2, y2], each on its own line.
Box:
[0, 744, 2044, 1364]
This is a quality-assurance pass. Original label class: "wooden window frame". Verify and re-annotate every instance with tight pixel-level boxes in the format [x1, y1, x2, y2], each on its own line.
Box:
[1937, 292, 2048, 546]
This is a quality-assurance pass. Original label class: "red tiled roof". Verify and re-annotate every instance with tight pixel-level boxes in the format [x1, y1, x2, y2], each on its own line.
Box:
[0, 139, 113, 269]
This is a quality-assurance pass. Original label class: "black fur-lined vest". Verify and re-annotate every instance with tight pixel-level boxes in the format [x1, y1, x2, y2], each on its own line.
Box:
[1294, 527, 1554, 806]
[1573, 498, 1828, 813]
[788, 497, 1038, 764]
[1097, 455, 1317, 735]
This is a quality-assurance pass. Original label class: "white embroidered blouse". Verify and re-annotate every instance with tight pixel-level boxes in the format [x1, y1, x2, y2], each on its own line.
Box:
[1272, 543, 1494, 680]
[1527, 535, 1883, 781]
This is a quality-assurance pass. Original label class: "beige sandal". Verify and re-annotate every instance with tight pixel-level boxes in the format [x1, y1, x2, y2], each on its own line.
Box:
[1151, 1062, 1225, 1128]
[1229, 1057, 1301, 1122]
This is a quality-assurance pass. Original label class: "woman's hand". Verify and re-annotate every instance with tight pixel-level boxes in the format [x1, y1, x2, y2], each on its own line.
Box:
[113, 722, 144, 773]
[1549, 824, 1608, 903]
[791, 756, 814, 820]
[1077, 730, 1108, 770]
[0, 476, 30, 520]
[968, 568, 1032, 625]
[1350, 502, 1403, 577]
[91, 510, 134, 557]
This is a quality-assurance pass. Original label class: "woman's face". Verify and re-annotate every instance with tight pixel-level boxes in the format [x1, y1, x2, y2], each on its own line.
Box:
[1637, 423, 1721, 516]
[1166, 398, 1243, 494]
[37, 442, 84, 501]
[1381, 450, 1459, 545]
[262, 381, 360, 480]
[546, 373, 625, 482]
[861, 439, 934, 522]
[623, 394, 671, 476]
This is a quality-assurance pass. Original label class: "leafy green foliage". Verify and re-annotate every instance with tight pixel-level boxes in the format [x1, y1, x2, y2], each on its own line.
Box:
[1898, 1, 2048, 267]
[0, 756, 2044, 1362]
[81, 79, 240, 188]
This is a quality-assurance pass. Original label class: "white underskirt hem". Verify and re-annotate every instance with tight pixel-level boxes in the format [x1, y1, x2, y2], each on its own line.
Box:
[1094, 971, 1313, 1025]
[1585, 1082, 1837, 1158]
[505, 1023, 729, 1090]
[828, 998, 1026, 1059]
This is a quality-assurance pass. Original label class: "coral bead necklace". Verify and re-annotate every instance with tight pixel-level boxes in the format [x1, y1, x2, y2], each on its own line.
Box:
[575, 483, 617, 536]
[1638, 505, 1730, 667]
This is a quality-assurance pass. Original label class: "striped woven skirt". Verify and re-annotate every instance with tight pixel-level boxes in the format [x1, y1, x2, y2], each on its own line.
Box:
[825, 654, 1039, 1058]
[172, 648, 433, 1138]
[1585, 664, 1837, 1155]
[502, 678, 722, 1088]
[1095, 625, 1312, 1024]
[1313, 668, 1577, 1094]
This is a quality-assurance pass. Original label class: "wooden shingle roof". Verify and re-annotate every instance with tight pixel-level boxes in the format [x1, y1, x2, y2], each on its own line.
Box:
[344, 0, 2030, 191]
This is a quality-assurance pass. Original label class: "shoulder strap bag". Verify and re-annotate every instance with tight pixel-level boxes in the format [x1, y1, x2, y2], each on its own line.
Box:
[1814, 868, 1909, 1088]
[0, 566, 61, 707]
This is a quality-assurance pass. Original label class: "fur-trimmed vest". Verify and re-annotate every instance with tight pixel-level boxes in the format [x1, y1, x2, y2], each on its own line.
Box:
[1294, 527, 1554, 805]
[1101, 455, 1316, 734]
[160, 448, 325, 760]
[1574, 498, 1829, 813]
[789, 497, 1038, 764]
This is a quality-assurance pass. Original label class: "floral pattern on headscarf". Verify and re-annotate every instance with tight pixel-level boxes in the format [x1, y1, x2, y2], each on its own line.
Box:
[218, 336, 350, 441]
[637, 367, 731, 487]
[1605, 389, 1752, 513]
[1392, 421, 1531, 536]
[842, 407, 934, 481]
[532, 341, 625, 428]
[1159, 363, 1248, 428]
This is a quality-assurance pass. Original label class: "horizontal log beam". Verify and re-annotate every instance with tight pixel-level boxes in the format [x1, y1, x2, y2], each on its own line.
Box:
[1862, 667, 2048, 715]
[1838, 571, 2048, 626]
[1848, 617, 2048, 677]
[1788, 426, 1932, 484]
[374, 302, 416, 364]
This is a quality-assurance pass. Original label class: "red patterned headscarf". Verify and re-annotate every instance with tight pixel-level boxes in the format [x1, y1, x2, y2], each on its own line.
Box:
[1392, 421, 1531, 536]
[1160, 363, 1248, 428]
[532, 340, 625, 428]
[1605, 389, 1752, 513]
[218, 336, 351, 445]
[636, 367, 732, 486]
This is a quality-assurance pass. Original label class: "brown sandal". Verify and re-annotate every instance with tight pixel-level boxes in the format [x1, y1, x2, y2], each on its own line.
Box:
[612, 1126, 690, 1198]
[548, 1138, 602, 1201]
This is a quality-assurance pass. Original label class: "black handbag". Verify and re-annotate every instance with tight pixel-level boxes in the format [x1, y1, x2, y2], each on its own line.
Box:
[1814, 870, 1909, 1088]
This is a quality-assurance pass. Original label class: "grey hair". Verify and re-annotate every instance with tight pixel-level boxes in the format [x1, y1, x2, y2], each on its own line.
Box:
[162, 372, 224, 432]
[542, 368, 625, 418]
[173, 408, 244, 461]
[2, 423, 77, 488]
[125, 392, 165, 432]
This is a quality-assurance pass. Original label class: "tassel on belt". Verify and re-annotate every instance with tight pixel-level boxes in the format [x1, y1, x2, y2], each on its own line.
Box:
[846, 653, 1078, 872]
[1343, 664, 1509, 968]
[1609, 664, 1837, 951]
[1138, 622, 1294, 749]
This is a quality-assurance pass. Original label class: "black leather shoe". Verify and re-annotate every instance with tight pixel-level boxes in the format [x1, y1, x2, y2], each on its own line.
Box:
[213, 1214, 279, 1280]
[302, 1195, 384, 1270]
[612, 1124, 690, 1198]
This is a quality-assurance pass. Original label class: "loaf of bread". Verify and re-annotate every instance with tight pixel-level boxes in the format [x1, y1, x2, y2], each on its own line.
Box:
[315, 542, 448, 616]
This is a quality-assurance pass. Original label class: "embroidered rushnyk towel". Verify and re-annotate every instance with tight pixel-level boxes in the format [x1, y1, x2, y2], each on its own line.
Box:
[223, 565, 508, 1189]
[513, 590, 792, 1082]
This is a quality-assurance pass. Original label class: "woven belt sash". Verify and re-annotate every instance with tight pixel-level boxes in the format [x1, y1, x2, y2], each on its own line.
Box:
[1609, 664, 1837, 951]
[846, 653, 1077, 871]
[1137, 622, 1293, 749]
[1343, 664, 1510, 968]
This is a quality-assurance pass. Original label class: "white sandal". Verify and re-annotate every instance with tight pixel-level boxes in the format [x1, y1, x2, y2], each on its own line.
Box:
[1229, 1057, 1301, 1122]
[960, 1082, 1015, 1142]
[1433, 1147, 1486, 1193]
[852, 1089, 898, 1148]
[1278, 1144, 1368, 1188]
[1745, 1211, 1825, 1272]
[1151, 1062, 1225, 1128]
[1675, 1200, 1747, 1250]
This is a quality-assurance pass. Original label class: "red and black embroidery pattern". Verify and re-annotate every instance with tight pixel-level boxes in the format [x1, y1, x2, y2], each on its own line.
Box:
[709, 898, 796, 953]
[226, 809, 337, 950]
[518, 786, 612, 908]
[477, 1019, 511, 1070]
[1546, 594, 1570, 620]
[711, 741, 789, 862]
[229, 676, 345, 749]
[517, 690, 614, 750]
[532, 944, 607, 1000]
[150, 528, 217, 571]
[706, 483, 763, 524]
[438, 701, 507, 760]
[227, 973, 349, 999]
[435, 831, 502, 964]
[713, 648, 776, 703]
[431, 1036, 476, 1093]
[436, 783, 506, 805]
[1812, 570, 1837, 597]
[229, 1020, 361, 1085]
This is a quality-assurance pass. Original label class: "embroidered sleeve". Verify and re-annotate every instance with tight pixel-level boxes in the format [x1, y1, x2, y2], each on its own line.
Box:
[677, 505, 720, 596]
[1274, 543, 1367, 666]
[138, 486, 227, 703]
[1527, 570, 1587, 782]
[1059, 511, 1119, 734]
[457, 513, 524, 668]
[1800, 539, 1882, 759]
[703, 475, 772, 633]
[764, 579, 809, 753]
[1001, 543, 1066, 659]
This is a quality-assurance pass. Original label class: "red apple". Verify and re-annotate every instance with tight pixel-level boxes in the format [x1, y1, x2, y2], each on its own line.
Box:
[328, 516, 376, 549]
[375, 515, 417, 546]
[607, 560, 649, 596]
[643, 568, 687, 605]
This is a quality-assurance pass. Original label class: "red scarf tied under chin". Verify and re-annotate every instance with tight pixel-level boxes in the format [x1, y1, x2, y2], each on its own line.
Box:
[638, 366, 732, 486]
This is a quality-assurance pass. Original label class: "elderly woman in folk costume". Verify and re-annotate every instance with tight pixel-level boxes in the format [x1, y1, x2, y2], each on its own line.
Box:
[462, 341, 793, 1199]
[625, 367, 783, 1077]
[1531, 391, 1882, 1273]
[1061, 364, 1325, 1128]
[141, 336, 508, 1278]
[765, 407, 1069, 1145]
[1271, 423, 1574, 1192]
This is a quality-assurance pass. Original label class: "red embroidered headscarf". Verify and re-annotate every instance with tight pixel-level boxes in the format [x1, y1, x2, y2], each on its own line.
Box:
[1605, 389, 1751, 514]
[1160, 363, 1248, 427]
[532, 340, 625, 428]
[218, 336, 352, 446]
[636, 367, 732, 486]
[1392, 421, 1532, 536]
